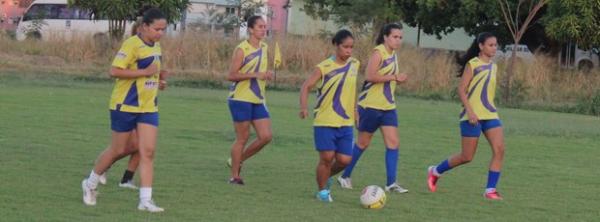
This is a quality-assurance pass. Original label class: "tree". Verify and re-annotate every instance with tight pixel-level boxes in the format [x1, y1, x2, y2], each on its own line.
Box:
[68, 0, 190, 40]
[494, 0, 548, 104]
[544, 0, 600, 50]
[303, 0, 401, 37]
[397, 0, 462, 46]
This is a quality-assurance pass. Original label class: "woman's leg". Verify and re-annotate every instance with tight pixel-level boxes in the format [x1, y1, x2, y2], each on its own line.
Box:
[340, 131, 373, 178]
[380, 126, 401, 188]
[230, 121, 251, 179]
[241, 118, 272, 161]
[483, 127, 505, 195]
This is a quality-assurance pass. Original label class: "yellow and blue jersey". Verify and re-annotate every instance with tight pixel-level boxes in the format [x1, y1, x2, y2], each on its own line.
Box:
[313, 57, 360, 127]
[228, 40, 269, 104]
[109, 35, 162, 113]
[460, 57, 499, 121]
[358, 44, 398, 110]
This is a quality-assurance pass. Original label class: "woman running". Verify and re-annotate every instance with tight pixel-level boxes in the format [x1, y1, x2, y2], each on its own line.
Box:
[226, 15, 273, 185]
[427, 32, 505, 200]
[299, 29, 359, 202]
[337, 23, 409, 193]
[81, 8, 168, 212]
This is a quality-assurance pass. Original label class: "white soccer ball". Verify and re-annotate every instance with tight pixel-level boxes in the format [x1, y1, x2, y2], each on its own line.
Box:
[360, 185, 387, 209]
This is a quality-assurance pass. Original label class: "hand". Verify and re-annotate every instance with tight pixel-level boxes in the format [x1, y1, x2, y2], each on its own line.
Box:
[159, 80, 167, 90]
[395, 73, 408, 83]
[467, 110, 479, 125]
[159, 70, 169, 80]
[258, 71, 274, 80]
[143, 64, 159, 77]
[299, 108, 309, 119]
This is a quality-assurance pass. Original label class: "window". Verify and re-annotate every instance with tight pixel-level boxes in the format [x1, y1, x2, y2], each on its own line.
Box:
[23, 4, 91, 21]
[225, 7, 235, 15]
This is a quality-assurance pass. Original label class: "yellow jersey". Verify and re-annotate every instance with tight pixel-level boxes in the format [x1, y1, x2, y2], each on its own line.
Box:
[313, 57, 360, 127]
[358, 44, 398, 110]
[228, 40, 269, 104]
[460, 57, 499, 120]
[109, 35, 161, 113]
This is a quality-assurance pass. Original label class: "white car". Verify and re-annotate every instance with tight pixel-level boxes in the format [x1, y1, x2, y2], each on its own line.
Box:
[16, 0, 125, 41]
[15, 0, 179, 41]
[496, 44, 536, 63]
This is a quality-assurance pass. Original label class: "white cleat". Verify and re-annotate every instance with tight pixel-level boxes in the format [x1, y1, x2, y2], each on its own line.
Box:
[118, 180, 139, 190]
[81, 179, 97, 206]
[337, 176, 353, 189]
[99, 173, 107, 185]
[385, 182, 409, 193]
[138, 200, 165, 212]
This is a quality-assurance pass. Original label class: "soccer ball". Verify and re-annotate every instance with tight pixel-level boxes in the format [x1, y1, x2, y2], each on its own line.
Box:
[360, 185, 386, 209]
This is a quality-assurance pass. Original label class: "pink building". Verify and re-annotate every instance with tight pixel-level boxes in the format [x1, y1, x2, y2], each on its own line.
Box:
[266, 0, 290, 37]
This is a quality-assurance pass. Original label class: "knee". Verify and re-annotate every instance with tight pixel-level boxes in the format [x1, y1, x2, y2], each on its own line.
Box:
[139, 146, 156, 159]
[459, 153, 474, 164]
[236, 133, 250, 144]
[337, 157, 351, 167]
[258, 132, 272, 144]
[493, 144, 505, 158]
[356, 140, 370, 150]
[319, 158, 334, 167]
[386, 139, 399, 149]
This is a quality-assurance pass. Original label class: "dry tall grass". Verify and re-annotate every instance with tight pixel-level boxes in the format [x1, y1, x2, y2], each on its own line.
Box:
[1, 31, 599, 112]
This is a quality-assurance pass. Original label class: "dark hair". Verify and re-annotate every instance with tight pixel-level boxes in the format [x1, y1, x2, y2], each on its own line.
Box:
[247, 15, 264, 29]
[457, 32, 495, 76]
[331, 29, 353, 46]
[375, 23, 403, 45]
[142, 8, 166, 25]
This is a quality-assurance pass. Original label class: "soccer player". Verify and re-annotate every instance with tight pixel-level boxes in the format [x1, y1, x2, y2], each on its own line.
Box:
[299, 29, 359, 202]
[81, 8, 168, 212]
[226, 15, 273, 185]
[337, 23, 409, 193]
[97, 17, 151, 190]
[427, 32, 505, 200]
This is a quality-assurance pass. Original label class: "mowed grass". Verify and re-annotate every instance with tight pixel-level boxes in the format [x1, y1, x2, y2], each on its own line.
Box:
[0, 75, 598, 222]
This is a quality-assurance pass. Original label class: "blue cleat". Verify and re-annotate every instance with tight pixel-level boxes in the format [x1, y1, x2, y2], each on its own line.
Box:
[316, 189, 333, 203]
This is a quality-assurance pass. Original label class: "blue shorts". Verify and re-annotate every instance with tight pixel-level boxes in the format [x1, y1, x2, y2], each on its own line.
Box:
[357, 106, 398, 133]
[460, 119, 502, 137]
[110, 110, 159, 132]
[228, 100, 270, 122]
[314, 126, 353, 156]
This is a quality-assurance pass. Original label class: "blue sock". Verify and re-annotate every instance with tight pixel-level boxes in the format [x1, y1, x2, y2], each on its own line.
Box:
[385, 148, 398, 186]
[341, 144, 364, 178]
[435, 159, 452, 175]
[486, 171, 501, 190]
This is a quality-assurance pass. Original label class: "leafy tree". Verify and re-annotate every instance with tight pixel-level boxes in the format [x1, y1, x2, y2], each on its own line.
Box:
[68, 0, 190, 40]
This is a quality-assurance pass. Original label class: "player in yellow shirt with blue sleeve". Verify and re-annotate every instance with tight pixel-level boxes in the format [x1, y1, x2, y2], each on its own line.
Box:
[81, 8, 168, 212]
[338, 24, 410, 194]
[299, 30, 359, 202]
[226, 16, 274, 185]
[427, 32, 506, 200]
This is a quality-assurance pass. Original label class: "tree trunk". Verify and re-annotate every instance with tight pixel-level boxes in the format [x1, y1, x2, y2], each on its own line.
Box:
[417, 22, 421, 48]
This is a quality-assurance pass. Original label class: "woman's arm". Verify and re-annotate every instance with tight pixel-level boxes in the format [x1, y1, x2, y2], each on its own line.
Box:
[299, 68, 323, 119]
[365, 51, 397, 83]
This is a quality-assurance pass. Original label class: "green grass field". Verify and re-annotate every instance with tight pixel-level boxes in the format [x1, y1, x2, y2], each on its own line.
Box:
[1, 74, 599, 222]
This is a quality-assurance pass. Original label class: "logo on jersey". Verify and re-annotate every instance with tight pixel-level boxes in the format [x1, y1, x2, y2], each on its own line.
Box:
[116, 51, 127, 59]
[144, 80, 159, 89]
